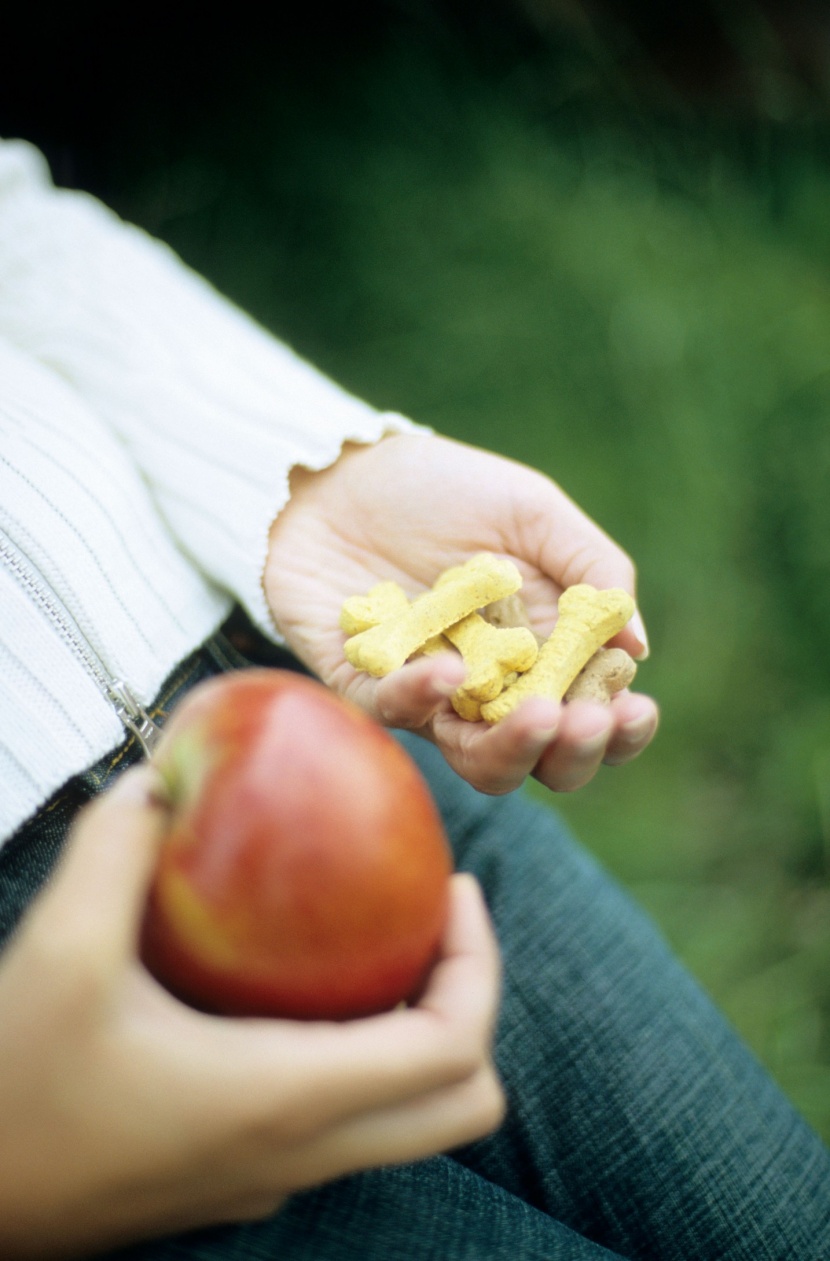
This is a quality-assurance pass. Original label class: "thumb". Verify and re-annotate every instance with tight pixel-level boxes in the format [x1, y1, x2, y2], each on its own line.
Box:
[577, 549, 649, 661]
[540, 496, 649, 661]
[41, 763, 170, 961]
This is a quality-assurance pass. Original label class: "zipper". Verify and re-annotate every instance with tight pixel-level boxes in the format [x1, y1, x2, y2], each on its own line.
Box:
[0, 530, 163, 757]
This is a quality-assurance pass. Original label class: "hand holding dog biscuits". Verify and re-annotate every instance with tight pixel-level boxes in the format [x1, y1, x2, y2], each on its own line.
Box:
[341, 561, 636, 724]
[266, 432, 658, 795]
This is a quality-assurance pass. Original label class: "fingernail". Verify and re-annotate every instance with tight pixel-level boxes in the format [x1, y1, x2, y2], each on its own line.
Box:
[619, 713, 655, 742]
[531, 724, 559, 745]
[433, 676, 462, 698]
[574, 730, 609, 759]
[628, 609, 650, 660]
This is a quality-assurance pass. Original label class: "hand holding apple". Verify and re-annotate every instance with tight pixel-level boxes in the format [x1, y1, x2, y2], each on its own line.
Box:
[0, 764, 503, 1257]
[141, 669, 453, 1020]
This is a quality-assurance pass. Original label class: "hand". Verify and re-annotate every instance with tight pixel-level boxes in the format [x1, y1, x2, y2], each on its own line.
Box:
[266, 432, 659, 795]
[0, 766, 503, 1259]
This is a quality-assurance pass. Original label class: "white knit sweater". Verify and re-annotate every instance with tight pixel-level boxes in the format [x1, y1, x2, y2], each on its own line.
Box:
[0, 139, 419, 843]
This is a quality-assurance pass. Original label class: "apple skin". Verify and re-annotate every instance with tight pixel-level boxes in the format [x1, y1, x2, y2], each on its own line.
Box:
[140, 669, 453, 1021]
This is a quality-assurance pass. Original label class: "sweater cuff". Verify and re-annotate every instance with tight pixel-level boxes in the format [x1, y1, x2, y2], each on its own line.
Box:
[211, 410, 426, 643]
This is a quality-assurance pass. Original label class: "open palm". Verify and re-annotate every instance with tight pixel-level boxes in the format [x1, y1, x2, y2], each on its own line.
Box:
[265, 433, 657, 795]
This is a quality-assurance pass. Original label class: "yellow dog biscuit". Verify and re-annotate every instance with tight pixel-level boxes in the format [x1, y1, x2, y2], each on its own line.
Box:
[343, 554, 523, 677]
[480, 585, 635, 723]
[443, 614, 539, 719]
[340, 581, 448, 655]
[339, 581, 410, 635]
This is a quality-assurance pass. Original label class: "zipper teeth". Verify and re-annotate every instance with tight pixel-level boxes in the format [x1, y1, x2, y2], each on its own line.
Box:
[0, 530, 163, 757]
[0, 531, 111, 692]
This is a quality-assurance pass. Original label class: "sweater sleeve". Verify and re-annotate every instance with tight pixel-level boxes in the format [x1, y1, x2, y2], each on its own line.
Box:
[0, 138, 423, 636]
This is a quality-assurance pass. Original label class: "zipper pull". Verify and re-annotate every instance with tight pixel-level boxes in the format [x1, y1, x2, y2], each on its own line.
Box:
[107, 680, 164, 758]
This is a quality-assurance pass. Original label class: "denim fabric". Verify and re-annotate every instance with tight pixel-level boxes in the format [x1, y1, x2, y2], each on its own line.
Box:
[116, 1161, 624, 1261]
[3, 611, 829, 1260]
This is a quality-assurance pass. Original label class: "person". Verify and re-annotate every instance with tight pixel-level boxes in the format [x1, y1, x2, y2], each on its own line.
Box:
[0, 136, 826, 1260]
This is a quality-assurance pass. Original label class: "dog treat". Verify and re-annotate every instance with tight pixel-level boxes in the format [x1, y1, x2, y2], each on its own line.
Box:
[486, 593, 636, 705]
[339, 581, 410, 635]
[343, 554, 523, 677]
[443, 613, 539, 719]
[430, 562, 539, 714]
[340, 580, 448, 655]
[482, 590, 636, 707]
[341, 564, 641, 725]
[564, 646, 637, 703]
[482, 592, 543, 643]
[480, 585, 635, 723]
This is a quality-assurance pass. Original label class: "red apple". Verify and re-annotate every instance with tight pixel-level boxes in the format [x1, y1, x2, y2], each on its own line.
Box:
[140, 669, 452, 1020]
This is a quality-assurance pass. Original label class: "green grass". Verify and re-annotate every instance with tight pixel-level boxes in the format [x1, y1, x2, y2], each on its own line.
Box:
[109, 35, 830, 1138]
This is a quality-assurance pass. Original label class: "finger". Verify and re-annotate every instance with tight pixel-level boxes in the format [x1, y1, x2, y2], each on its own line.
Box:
[621, 608, 650, 661]
[306, 874, 501, 1121]
[430, 697, 561, 795]
[38, 764, 169, 960]
[535, 484, 634, 589]
[415, 873, 502, 1036]
[373, 652, 467, 729]
[214, 876, 502, 1133]
[534, 488, 649, 661]
[532, 701, 614, 794]
[285, 1060, 506, 1189]
[603, 693, 660, 766]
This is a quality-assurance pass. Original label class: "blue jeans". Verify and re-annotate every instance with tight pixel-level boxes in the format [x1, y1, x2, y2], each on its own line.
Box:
[4, 613, 829, 1259]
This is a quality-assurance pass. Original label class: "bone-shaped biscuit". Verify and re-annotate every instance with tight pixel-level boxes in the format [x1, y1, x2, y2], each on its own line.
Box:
[480, 585, 635, 723]
[340, 581, 410, 635]
[344, 554, 523, 677]
[340, 581, 448, 655]
[444, 614, 538, 716]
[483, 593, 636, 705]
[481, 592, 543, 643]
[564, 646, 637, 703]
[432, 564, 539, 714]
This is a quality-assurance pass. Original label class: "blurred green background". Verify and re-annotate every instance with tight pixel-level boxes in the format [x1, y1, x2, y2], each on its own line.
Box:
[4, 1, 830, 1137]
